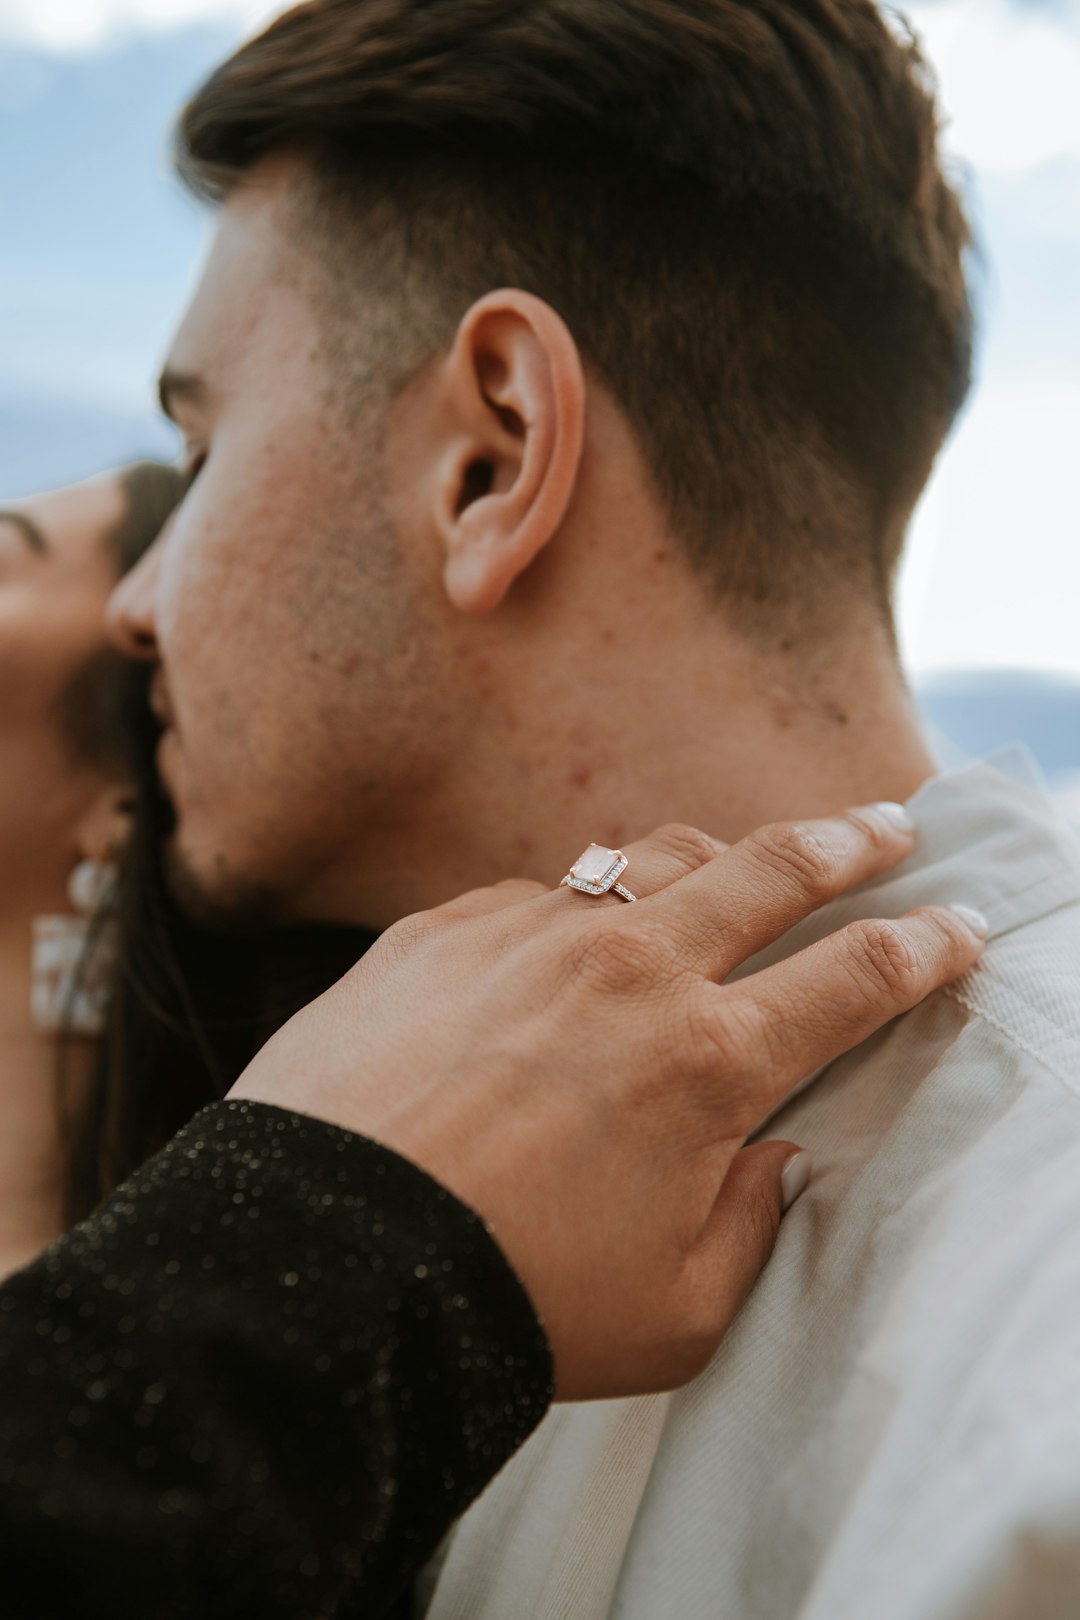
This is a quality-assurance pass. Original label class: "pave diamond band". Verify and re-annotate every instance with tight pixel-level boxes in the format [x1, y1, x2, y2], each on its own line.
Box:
[560, 844, 638, 902]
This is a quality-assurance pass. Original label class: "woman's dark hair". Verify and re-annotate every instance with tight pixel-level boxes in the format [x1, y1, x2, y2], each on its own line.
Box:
[59, 462, 372, 1225]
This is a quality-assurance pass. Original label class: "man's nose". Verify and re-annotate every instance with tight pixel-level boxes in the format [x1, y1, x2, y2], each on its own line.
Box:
[106, 539, 163, 662]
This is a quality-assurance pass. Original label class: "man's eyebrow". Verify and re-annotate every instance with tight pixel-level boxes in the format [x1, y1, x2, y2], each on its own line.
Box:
[0, 511, 49, 556]
[158, 368, 207, 422]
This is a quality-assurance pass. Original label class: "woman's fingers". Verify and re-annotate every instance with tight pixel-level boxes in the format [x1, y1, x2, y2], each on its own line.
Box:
[433, 807, 912, 948]
[702, 903, 987, 1124]
[644, 804, 917, 978]
[554, 823, 729, 905]
[431, 824, 730, 927]
[436, 877, 549, 921]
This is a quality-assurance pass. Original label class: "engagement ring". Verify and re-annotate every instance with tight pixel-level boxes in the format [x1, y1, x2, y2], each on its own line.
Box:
[560, 844, 638, 902]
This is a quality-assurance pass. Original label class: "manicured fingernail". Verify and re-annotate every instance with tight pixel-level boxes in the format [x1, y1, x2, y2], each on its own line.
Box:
[867, 801, 915, 834]
[950, 904, 990, 940]
[780, 1150, 812, 1213]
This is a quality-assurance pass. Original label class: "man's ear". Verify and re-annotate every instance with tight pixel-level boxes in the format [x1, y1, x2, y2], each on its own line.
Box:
[433, 289, 586, 614]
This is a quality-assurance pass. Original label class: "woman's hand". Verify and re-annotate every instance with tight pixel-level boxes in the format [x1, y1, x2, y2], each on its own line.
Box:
[231, 808, 985, 1400]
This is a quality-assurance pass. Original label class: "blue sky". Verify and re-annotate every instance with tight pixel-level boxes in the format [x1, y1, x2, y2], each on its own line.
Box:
[0, 0, 1077, 678]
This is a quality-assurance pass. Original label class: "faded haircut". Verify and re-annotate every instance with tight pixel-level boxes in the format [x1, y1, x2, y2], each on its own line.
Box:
[177, 0, 973, 618]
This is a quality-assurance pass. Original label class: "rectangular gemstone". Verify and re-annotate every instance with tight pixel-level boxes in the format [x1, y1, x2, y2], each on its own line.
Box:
[573, 844, 622, 888]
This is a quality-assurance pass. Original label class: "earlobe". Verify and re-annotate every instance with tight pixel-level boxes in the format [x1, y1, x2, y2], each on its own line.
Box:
[75, 785, 134, 869]
[439, 290, 586, 615]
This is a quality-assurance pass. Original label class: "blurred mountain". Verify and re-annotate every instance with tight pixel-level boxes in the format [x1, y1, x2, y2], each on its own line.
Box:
[918, 668, 1080, 809]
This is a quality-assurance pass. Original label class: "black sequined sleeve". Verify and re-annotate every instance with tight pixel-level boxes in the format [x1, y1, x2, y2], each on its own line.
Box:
[0, 1099, 554, 1619]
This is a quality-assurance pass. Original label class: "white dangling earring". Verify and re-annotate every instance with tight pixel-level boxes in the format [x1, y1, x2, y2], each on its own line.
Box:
[31, 859, 120, 1037]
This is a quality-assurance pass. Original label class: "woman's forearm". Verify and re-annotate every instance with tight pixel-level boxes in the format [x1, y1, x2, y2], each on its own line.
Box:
[0, 1099, 553, 1619]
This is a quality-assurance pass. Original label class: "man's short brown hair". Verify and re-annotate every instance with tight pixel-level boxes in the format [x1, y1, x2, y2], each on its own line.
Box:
[178, 0, 972, 618]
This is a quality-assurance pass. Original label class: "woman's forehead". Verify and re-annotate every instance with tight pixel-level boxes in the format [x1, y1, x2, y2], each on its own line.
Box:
[7, 473, 126, 562]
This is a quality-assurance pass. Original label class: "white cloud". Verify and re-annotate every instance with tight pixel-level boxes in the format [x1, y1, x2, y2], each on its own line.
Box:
[903, 0, 1080, 173]
[898, 378, 1080, 675]
[0, 0, 280, 51]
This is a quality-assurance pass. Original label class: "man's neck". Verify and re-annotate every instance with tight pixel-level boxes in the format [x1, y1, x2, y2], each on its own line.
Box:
[334, 592, 937, 928]
[516, 622, 934, 872]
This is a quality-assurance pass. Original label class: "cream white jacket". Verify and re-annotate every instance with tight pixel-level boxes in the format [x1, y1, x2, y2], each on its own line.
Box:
[421, 756, 1080, 1620]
